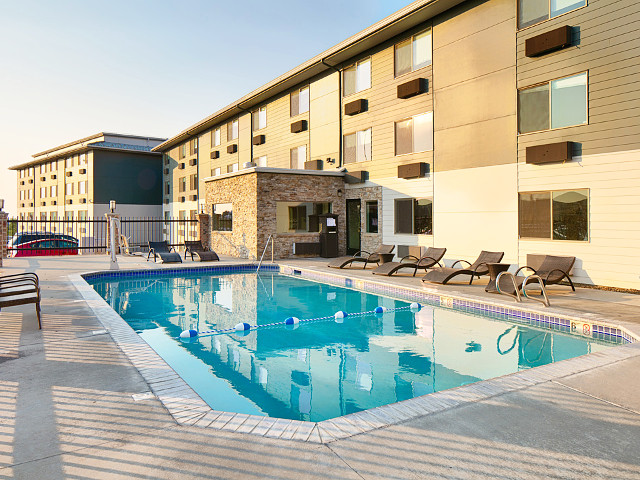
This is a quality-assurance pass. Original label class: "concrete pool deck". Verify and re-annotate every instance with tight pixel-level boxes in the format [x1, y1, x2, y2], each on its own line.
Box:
[1, 254, 640, 479]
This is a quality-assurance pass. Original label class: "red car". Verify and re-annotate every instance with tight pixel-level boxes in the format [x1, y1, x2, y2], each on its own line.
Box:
[8, 233, 79, 257]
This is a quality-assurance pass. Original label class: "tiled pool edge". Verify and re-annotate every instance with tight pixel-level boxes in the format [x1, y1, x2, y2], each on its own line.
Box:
[69, 264, 640, 445]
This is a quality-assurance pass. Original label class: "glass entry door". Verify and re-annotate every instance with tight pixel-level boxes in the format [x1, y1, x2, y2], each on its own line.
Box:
[346, 199, 361, 255]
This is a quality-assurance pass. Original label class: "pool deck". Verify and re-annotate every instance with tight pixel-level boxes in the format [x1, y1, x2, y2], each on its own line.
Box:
[1, 254, 640, 479]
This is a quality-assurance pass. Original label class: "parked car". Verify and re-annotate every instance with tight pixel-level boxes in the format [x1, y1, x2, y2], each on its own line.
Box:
[8, 232, 79, 257]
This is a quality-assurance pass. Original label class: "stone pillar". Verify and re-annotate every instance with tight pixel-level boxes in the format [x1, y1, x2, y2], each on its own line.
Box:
[197, 213, 211, 249]
[105, 213, 121, 254]
[0, 211, 8, 265]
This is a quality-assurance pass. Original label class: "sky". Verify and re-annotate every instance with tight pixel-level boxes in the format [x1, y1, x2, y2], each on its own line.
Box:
[0, 0, 413, 215]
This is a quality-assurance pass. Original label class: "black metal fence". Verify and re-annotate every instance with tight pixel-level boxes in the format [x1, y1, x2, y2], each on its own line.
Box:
[6, 217, 198, 257]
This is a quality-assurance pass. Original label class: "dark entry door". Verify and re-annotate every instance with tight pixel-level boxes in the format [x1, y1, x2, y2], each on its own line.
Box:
[346, 199, 361, 255]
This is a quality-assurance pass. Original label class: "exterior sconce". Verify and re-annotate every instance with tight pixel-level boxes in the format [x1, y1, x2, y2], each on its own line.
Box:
[109, 200, 116, 213]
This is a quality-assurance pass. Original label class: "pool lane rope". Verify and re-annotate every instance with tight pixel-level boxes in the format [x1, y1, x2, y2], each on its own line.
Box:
[179, 303, 422, 339]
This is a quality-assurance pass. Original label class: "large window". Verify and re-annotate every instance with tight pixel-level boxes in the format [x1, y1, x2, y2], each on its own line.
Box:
[519, 0, 586, 29]
[518, 72, 587, 134]
[394, 198, 433, 235]
[179, 176, 186, 192]
[519, 189, 588, 241]
[255, 155, 267, 167]
[40, 164, 46, 174]
[65, 183, 73, 195]
[395, 29, 432, 77]
[65, 157, 73, 168]
[343, 128, 371, 164]
[212, 127, 221, 147]
[366, 201, 378, 233]
[227, 163, 238, 173]
[40, 187, 46, 198]
[343, 58, 371, 97]
[50, 185, 57, 197]
[252, 107, 267, 130]
[395, 112, 433, 155]
[78, 181, 86, 194]
[290, 86, 310, 117]
[212, 203, 233, 231]
[276, 202, 331, 233]
[189, 138, 198, 155]
[189, 174, 197, 190]
[227, 120, 239, 141]
[290, 145, 307, 169]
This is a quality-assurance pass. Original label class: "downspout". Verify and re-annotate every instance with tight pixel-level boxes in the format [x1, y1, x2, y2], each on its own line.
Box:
[321, 58, 342, 168]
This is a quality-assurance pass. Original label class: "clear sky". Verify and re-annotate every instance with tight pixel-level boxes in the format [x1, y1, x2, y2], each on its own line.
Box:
[0, 0, 413, 215]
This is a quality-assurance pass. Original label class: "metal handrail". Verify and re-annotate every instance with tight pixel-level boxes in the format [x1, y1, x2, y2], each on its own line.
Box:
[522, 274, 550, 307]
[257, 234, 274, 272]
[496, 272, 522, 302]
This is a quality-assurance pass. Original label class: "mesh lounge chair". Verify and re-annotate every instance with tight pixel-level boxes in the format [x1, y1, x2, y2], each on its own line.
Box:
[373, 247, 447, 277]
[184, 241, 220, 262]
[147, 241, 182, 263]
[0, 273, 41, 329]
[501, 255, 576, 294]
[327, 244, 395, 269]
[422, 250, 504, 285]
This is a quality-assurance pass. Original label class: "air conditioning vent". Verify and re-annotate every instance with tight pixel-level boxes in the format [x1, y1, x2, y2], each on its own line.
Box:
[51, 174, 57, 180]
[178, 163, 185, 170]
[525, 25, 572, 57]
[344, 99, 367, 115]
[66, 199, 73, 205]
[526, 141, 573, 164]
[79, 168, 86, 174]
[189, 194, 197, 201]
[189, 159, 197, 166]
[40, 176, 46, 181]
[398, 162, 429, 179]
[210, 150, 220, 159]
[291, 120, 308, 133]
[227, 144, 238, 154]
[80, 198, 87, 204]
[397, 78, 428, 99]
[66, 172, 72, 177]
[252, 135, 265, 145]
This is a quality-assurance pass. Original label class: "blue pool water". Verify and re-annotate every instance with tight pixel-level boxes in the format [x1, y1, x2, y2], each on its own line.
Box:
[88, 271, 614, 422]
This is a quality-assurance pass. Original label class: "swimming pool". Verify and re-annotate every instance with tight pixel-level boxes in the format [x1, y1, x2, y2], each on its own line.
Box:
[87, 268, 618, 422]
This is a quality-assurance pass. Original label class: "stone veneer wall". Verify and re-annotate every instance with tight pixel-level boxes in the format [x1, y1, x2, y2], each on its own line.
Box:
[204, 173, 258, 258]
[256, 172, 346, 259]
[345, 185, 383, 255]
[0, 211, 8, 265]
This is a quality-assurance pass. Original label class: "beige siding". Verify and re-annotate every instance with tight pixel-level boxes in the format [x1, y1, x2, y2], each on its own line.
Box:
[310, 72, 340, 163]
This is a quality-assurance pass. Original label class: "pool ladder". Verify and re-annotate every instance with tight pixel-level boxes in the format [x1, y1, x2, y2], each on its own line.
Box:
[257, 234, 274, 272]
[496, 272, 550, 307]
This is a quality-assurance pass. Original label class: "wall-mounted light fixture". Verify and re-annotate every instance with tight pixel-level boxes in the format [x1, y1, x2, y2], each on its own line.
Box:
[109, 200, 116, 213]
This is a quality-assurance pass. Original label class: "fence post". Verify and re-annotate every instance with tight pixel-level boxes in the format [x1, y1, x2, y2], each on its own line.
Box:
[0, 211, 8, 265]
[105, 213, 121, 254]
[197, 213, 211, 249]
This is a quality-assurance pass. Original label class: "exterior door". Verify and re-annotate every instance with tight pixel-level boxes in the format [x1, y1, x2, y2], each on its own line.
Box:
[346, 199, 361, 255]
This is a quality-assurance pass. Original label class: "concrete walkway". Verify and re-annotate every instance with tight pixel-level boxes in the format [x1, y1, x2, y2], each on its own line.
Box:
[1, 255, 640, 479]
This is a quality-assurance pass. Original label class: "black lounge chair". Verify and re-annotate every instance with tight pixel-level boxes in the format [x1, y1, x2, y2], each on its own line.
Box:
[327, 244, 395, 269]
[147, 241, 182, 263]
[184, 241, 220, 262]
[0, 273, 41, 329]
[373, 247, 447, 277]
[502, 255, 576, 293]
[422, 250, 504, 285]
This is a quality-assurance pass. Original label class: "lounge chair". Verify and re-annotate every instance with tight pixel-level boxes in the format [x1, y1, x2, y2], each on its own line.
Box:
[501, 255, 576, 294]
[0, 273, 41, 329]
[327, 244, 395, 269]
[184, 241, 219, 262]
[373, 247, 446, 277]
[422, 250, 504, 285]
[147, 241, 182, 263]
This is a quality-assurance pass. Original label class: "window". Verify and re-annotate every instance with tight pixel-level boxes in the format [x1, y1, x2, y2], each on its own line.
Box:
[189, 139, 198, 155]
[51, 161, 57, 171]
[40, 187, 46, 198]
[65, 211, 73, 221]
[179, 144, 186, 159]
[27, 189, 33, 199]
[518, 72, 587, 134]
[212, 128, 221, 146]
[290, 145, 307, 169]
[290, 86, 310, 117]
[519, 189, 588, 241]
[29, 167, 34, 176]
[65, 157, 72, 168]
[179, 177, 186, 192]
[276, 202, 332, 233]
[288, 205, 307, 231]
[252, 107, 267, 130]
[255, 155, 267, 167]
[78, 181, 86, 194]
[20, 169, 24, 178]
[20, 190, 24, 200]
[227, 120, 238, 141]
[78, 211, 87, 221]
[40, 212, 47, 221]
[50, 185, 57, 197]
[343, 58, 371, 96]
[519, 0, 585, 29]
[65, 183, 73, 195]
[227, 163, 238, 173]
[395, 29, 432, 77]
[212, 203, 233, 231]
[366, 201, 378, 233]
[395, 112, 433, 155]
[189, 174, 197, 190]
[79, 153, 86, 165]
[213, 167, 221, 176]
[50, 212, 57, 221]
[394, 198, 433, 234]
[40, 164, 46, 174]
[343, 128, 371, 164]
[165, 182, 170, 195]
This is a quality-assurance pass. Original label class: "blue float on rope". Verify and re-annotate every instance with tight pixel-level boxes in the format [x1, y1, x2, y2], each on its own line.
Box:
[179, 329, 198, 338]
[334, 311, 348, 319]
[235, 322, 251, 331]
[374, 306, 388, 314]
[285, 316, 300, 325]
[410, 302, 422, 311]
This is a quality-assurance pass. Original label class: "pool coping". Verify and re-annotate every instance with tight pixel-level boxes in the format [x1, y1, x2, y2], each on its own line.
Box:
[69, 263, 640, 444]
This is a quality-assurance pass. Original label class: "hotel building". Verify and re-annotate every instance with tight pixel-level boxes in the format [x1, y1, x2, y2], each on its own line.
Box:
[155, 0, 640, 290]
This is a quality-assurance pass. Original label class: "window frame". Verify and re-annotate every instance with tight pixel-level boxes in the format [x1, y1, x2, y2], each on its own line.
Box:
[342, 57, 372, 98]
[394, 28, 432, 78]
[252, 106, 267, 131]
[366, 200, 378, 233]
[394, 197, 433, 235]
[290, 86, 310, 117]
[211, 203, 233, 232]
[227, 119, 239, 141]
[517, 0, 587, 30]
[394, 112, 434, 156]
[343, 127, 372, 164]
[290, 145, 307, 169]
[212, 127, 221, 147]
[518, 188, 590, 242]
[517, 71, 588, 135]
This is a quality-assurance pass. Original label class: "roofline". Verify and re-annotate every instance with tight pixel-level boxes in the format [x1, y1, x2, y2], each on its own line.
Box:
[31, 132, 167, 158]
[9, 144, 162, 171]
[152, 0, 466, 152]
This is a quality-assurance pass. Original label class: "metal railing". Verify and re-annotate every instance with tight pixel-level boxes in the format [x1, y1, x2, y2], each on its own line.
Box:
[7, 217, 198, 257]
[257, 234, 274, 272]
[496, 271, 550, 307]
